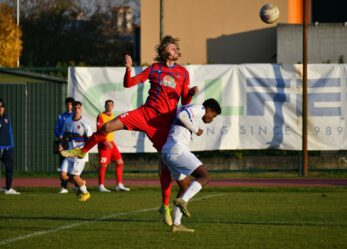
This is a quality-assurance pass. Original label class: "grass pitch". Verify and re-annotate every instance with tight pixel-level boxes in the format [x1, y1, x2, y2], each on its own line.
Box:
[0, 186, 347, 249]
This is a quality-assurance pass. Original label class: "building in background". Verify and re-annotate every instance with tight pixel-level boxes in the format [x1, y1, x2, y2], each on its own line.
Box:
[140, 0, 347, 65]
[277, 23, 347, 64]
[113, 6, 134, 34]
[112, 5, 140, 64]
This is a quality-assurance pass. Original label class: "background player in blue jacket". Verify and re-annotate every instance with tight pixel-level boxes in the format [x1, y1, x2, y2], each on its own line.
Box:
[0, 98, 20, 195]
[54, 97, 74, 193]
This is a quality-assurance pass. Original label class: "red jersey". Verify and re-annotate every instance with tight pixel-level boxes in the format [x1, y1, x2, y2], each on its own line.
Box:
[123, 63, 192, 114]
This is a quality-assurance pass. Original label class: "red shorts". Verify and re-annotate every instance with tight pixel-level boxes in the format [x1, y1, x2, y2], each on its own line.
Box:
[118, 105, 175, 151]
[98, 141, 122, 165]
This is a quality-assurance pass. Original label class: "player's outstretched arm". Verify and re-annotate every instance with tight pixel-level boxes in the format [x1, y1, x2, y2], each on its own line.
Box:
[123, 54, 150, 88]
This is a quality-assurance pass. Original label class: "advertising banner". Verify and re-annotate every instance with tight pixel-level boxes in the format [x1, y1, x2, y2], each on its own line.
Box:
[68, 64, 347, 152]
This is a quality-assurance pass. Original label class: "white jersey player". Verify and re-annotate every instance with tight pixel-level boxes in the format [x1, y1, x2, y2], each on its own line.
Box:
[161, 98, 221, 232]
[60, 101, 92, 201]
[162, 104, 205, 155]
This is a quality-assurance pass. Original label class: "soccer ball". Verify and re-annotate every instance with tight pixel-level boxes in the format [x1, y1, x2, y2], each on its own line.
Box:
[259, 3, 280, 24]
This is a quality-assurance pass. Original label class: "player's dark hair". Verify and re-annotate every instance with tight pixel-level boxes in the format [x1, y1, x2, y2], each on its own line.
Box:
[65, 97, 75, 104]
[203, 98, 221, 114]
[0, 97, 5, 107]
[73, 101, 82, 107]
[154, 35, 181, 63]
[105, 99, 114, 106]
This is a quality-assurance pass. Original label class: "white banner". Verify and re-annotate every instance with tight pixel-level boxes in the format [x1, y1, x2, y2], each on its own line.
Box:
[68, 64, 347, 152]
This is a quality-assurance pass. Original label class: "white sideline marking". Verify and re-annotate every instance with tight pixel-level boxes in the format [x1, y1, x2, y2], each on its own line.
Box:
[0, 193, 225, 246]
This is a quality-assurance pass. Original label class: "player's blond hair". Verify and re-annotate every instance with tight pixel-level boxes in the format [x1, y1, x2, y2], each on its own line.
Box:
[154, 35, 181, 63]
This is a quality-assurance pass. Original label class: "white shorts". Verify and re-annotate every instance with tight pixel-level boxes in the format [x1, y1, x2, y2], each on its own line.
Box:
[60, 158, 86, 176]
[161, 151, 202, 181]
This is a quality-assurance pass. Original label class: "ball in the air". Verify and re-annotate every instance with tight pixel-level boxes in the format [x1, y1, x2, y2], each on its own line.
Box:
[259, 3, 280, 24]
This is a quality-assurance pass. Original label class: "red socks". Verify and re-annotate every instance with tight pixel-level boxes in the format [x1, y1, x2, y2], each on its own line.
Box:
[98, 166, 107, 185]
[115, 163, 123, 184]
[99, 163, 124, 185]
[160, 167, 172, 206]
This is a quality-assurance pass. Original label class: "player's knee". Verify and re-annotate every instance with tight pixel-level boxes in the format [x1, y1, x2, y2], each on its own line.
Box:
[198, 170, 211, 186]
[73, 175, 82, 183]
[61, 172, 69, 181]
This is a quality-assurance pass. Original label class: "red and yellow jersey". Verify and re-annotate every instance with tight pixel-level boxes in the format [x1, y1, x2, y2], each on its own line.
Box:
[123, 63, 192, 115]
[97, 112, 115, 142]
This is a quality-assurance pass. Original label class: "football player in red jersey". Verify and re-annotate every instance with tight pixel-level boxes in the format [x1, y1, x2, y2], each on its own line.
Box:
[96, 100, 129, 192]
[61, 35, 199, 225]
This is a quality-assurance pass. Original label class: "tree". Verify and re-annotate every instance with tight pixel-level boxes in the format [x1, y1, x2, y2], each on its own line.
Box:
[0, 3, 22, 67]
[18, 0, 136, 67]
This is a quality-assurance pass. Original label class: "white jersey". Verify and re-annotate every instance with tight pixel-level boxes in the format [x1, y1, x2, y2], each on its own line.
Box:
[63, 117, 92, 162]
[161, 104, 205, 154]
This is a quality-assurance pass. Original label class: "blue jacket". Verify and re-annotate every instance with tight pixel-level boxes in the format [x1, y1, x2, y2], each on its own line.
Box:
[0, 113, 14, 149]
[54, 111, 73, 138]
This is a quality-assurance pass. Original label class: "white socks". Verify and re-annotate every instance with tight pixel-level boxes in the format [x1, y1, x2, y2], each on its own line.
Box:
[79, 184, 88, 194]
[173, 206, 183, 225]
[173, 181, 203, 225]
[181, 181, 202, 202]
